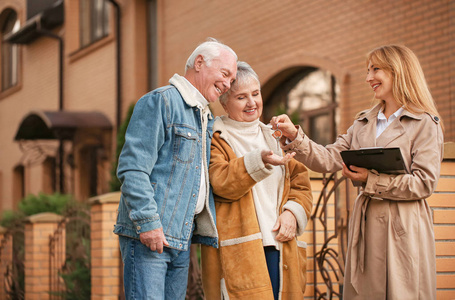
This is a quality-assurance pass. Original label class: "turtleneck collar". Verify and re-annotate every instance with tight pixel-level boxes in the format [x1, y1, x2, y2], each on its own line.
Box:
[221, 116, 260, 132]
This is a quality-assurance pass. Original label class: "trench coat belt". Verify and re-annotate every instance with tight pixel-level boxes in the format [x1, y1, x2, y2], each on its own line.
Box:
[349, 196, 405, 294]
[350, 195, 370, 293]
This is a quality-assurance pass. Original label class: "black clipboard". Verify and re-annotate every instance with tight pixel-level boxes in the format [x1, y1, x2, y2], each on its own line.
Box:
[340, 147, 406, 174]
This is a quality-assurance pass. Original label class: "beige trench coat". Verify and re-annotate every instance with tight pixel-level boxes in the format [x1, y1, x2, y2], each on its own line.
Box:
[282, 104, 444, 300]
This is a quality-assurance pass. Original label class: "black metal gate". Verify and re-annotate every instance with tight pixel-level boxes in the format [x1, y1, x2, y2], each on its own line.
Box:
[311, 172, 356, 300]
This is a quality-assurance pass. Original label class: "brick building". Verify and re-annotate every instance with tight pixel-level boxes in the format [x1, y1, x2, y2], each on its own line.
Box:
[0, 0, 454, 299]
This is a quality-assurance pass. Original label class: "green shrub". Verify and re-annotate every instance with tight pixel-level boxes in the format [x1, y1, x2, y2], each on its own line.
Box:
[19, 192, 70, 216]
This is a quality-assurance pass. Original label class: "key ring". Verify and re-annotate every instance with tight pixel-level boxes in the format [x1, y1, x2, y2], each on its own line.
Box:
[272, 128, 282, 140]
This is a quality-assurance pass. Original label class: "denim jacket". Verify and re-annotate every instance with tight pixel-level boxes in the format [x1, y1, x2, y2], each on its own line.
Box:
[114, 76, 218, 251]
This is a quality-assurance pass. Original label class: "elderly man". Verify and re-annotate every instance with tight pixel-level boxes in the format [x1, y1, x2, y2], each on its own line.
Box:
[114, 38, 237, 299]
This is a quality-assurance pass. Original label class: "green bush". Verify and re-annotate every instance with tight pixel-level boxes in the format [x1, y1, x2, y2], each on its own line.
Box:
[19, 192, 70, 216]
[0, 192, 71, 229]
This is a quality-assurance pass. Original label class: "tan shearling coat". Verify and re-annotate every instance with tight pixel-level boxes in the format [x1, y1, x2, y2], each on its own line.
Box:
[201, 119, 313, 300]
[282, 104, 443, 300]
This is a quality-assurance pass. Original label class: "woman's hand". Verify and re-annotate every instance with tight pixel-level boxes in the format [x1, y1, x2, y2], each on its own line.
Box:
[273, 210, 297, 242]
[270, 114, 299, 141]
[261, 150, 295, 166]
[342, 163, 368, 183]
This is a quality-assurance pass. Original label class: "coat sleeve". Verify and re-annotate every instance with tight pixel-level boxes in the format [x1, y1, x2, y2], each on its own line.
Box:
[209, 133, 272, 202]
[363, 117, 444, 201]
[282, 125, 353, 173]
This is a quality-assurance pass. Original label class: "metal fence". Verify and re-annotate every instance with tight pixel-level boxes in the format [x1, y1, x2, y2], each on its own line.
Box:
[49, 206, 91, 300]
[311, 172, 356, 300]
[0, 225, 25, 300]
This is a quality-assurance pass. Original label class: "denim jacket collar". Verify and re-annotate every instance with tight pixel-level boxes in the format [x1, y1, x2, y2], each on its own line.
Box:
[169, 74, 208, 108]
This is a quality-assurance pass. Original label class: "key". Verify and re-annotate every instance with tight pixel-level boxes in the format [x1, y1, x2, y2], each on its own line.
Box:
[272, 128, 282, 149]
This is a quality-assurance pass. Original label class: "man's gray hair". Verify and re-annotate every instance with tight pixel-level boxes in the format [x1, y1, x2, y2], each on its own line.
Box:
[185, 38, 237, 73]
[219, 61, 260, 104]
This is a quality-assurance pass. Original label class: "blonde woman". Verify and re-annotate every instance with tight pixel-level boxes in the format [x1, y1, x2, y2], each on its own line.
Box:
[271, 45, 443, 299]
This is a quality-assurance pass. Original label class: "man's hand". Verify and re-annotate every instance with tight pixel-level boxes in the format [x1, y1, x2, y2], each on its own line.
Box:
[261, 150, 295, 166]
[140, 227, 169, 254]
[273, 210, 297, 242]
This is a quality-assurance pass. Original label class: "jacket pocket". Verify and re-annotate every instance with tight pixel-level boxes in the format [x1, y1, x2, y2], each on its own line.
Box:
[219, 235, 270, 293]
[173, 126, 198, 163]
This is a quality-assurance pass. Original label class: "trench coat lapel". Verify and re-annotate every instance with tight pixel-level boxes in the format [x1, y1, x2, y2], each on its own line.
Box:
[375, 118, 405, 147]
[356, 105, 381, 149]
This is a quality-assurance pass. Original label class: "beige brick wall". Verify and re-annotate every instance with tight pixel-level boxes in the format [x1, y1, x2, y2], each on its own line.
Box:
[156, 0, 455, 141]
[90, 192, 122, 300]
[430, 143, 455, 300]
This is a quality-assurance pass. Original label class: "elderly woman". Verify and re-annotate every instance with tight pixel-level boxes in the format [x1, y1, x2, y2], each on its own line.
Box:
[201, 62, 313, 300]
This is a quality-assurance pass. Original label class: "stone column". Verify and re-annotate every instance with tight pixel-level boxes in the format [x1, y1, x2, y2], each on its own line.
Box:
[89, 192, 121, 300]
[24, 213, 64, 300]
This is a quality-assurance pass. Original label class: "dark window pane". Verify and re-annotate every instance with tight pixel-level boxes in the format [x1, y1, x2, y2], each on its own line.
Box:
[80, 0, 109, 48]
[1, 9, 19, 91]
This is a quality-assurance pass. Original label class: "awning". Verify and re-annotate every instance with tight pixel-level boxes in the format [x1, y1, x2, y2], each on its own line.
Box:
[4, 0, 64, 44]
[15, 110, 113, 140]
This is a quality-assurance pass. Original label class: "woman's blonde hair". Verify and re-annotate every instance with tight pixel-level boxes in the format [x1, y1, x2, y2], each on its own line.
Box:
[366, 45, 442, 127]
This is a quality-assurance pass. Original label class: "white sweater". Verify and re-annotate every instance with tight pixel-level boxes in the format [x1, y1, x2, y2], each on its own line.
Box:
[217, 116, 285, 247]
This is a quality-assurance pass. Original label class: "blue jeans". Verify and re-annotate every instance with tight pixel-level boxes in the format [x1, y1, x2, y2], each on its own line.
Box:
[119, 235, 191, 300]
[264, 246, 280, 300]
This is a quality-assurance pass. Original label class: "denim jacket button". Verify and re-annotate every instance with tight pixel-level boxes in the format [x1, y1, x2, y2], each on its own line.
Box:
[192, 194, 196, 197]
[187, 132, 192, 137]
[136, 225, 141, 230]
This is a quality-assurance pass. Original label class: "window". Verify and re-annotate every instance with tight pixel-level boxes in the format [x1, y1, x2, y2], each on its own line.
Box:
[287, 69, 338, 145]
[1, 9, 19, 91]
[264, 68, 339, 145]
[80, 0, 109, 48]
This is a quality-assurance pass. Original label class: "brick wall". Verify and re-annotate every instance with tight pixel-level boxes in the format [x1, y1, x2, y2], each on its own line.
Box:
[430, 143, 455, 300]
[89, 192, 122, 300]
[157, 0, 455, 141]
